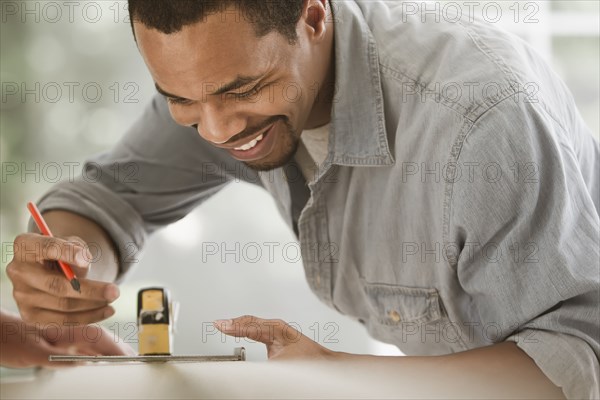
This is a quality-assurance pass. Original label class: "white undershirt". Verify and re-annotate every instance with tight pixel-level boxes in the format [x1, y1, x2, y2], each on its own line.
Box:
[294, 124, 330, 184]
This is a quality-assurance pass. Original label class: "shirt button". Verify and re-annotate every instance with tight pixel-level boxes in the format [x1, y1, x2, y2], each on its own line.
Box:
[389, 310, 401, 323]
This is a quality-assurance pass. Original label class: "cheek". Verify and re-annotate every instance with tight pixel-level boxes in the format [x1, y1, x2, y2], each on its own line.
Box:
[245, 86, 303, 120]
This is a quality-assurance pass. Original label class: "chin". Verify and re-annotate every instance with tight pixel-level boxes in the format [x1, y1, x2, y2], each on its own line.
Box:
[244, 135, 300, 172]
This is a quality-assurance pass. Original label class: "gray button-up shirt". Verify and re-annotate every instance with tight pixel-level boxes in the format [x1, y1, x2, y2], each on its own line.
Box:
[34, 1, 599, 398]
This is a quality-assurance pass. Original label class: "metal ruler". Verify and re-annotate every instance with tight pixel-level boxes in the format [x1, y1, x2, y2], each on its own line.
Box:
[49, 347, 245, 363]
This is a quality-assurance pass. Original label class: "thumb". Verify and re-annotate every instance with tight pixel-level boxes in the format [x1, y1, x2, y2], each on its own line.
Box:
[214, 315, 290, 345]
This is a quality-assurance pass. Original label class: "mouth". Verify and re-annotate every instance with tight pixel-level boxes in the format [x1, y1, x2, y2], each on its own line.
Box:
[227, 123, 278, 162]
[233, 132, 266, 151]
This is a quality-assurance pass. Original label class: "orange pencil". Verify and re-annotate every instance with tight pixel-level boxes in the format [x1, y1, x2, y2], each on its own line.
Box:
[27, 202, 81, 293]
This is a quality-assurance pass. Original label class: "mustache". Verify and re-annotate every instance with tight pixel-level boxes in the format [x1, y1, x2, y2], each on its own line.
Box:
[224, 116, 286, 145]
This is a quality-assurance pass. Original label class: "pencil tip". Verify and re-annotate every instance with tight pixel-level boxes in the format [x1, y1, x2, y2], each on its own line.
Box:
[71, 278, 81, 293]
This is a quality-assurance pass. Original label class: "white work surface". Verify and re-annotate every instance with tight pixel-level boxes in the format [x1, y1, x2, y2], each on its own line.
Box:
[1, 361, 407, 399]
[0, 358, 556, 399]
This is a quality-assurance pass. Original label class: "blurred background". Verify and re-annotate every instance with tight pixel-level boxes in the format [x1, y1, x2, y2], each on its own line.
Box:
[1, 1, 599, 361]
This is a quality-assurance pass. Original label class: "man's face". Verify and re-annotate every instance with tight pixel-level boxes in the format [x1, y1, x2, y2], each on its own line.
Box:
[134, 8, 322, 171]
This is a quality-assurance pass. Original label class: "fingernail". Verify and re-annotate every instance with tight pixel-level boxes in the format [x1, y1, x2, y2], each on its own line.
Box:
[214, 319, 233, 329]
[104, 285, 120, 302]
[75, 251, 88, 266]
[104, 308, 115, 319]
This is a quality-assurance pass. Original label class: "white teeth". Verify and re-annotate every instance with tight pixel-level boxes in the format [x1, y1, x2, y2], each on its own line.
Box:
[245, 139, 258, 150]
[234, 133, 265, 151]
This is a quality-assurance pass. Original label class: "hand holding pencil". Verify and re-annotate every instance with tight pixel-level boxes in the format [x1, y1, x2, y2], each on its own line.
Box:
[27, 202, 82, 293]
[5, 203, 120, 326]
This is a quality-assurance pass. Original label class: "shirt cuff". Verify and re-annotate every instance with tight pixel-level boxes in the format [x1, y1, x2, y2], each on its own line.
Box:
[28, 179, 147, 282]
[506, 329, 600, 399]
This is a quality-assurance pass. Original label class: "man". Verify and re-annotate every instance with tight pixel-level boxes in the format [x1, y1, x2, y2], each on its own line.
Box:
[6, 1, 598, 398]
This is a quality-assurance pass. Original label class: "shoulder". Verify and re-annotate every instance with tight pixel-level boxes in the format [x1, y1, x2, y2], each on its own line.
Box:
[446, 94, 573, 240]
[355, 1, 571, 125]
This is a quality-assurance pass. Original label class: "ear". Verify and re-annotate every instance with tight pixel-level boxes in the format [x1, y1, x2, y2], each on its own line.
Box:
[301, 0, 329, 42]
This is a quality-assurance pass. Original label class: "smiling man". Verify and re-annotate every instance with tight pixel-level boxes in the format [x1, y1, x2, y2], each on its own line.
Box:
[7, 1, 599, 398]
[136, 1, 335, 171]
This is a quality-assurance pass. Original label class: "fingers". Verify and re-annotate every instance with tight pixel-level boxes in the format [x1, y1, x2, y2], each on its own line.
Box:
[8, 234, 120, 325]
[63, 235, 95, 277]
[11, 233, 92, 271]
[10, 267, 119, 324]
[14, 288, 109, 313]
[214, 315, 336, 360]
[25, 305, 115, 326]
[12, 262, 119, 302]
[72, 326, 136, 356]
[26, 339, 80, 369]
[33, 325, 131, 360]
[214, 315, 295, 345]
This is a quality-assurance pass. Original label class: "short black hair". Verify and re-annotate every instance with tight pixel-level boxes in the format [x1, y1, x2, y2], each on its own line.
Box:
[128, 0, 304, 43]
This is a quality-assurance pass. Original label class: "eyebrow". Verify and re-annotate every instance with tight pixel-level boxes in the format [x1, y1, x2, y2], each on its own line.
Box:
[154, 74, 264, 101]
[155, 83, 186, 100]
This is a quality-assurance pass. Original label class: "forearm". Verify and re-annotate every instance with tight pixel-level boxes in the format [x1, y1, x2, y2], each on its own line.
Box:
[38, 210, 119, 282]
[335, 342, 564, 399]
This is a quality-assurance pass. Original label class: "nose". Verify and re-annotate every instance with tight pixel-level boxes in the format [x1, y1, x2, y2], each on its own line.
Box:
[171, 101, 247, 144]
[199, 101, 248, 144]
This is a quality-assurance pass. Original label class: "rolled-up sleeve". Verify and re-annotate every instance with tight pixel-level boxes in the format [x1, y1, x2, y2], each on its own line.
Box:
[507, 326, 599, 399]
[31, 94, 260, 279]
[449, 94, 600, 399]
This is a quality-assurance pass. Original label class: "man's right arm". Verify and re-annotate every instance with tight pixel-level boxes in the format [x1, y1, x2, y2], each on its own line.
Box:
[7, 94, 261, 326]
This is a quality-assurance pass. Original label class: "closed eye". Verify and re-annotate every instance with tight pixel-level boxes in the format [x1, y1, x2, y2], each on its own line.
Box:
[166, 97, 193, 106]
[231, 84, 263, 99]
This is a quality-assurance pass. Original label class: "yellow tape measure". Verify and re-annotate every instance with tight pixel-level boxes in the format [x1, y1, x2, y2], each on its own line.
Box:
[137, 287, 172, 356]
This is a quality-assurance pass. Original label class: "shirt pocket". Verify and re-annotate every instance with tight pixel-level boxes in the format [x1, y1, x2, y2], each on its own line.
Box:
[361, 280, 467, 355]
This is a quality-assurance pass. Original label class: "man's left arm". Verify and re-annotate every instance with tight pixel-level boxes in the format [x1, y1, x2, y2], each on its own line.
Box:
[442, 94, 600, 400]
[214, 316, 564, 398]
[215, 96, 599, 399]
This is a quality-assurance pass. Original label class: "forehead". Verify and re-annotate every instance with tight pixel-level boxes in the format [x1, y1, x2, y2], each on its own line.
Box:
[134, 10, 282, 91]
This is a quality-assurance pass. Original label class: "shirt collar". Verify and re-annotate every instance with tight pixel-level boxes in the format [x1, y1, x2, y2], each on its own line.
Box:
[327, 0, 394, 167]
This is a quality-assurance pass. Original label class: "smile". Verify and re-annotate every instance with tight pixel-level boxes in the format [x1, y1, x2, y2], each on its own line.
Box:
[227, 123, 278, 162]
[234, 133, 265, 151]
